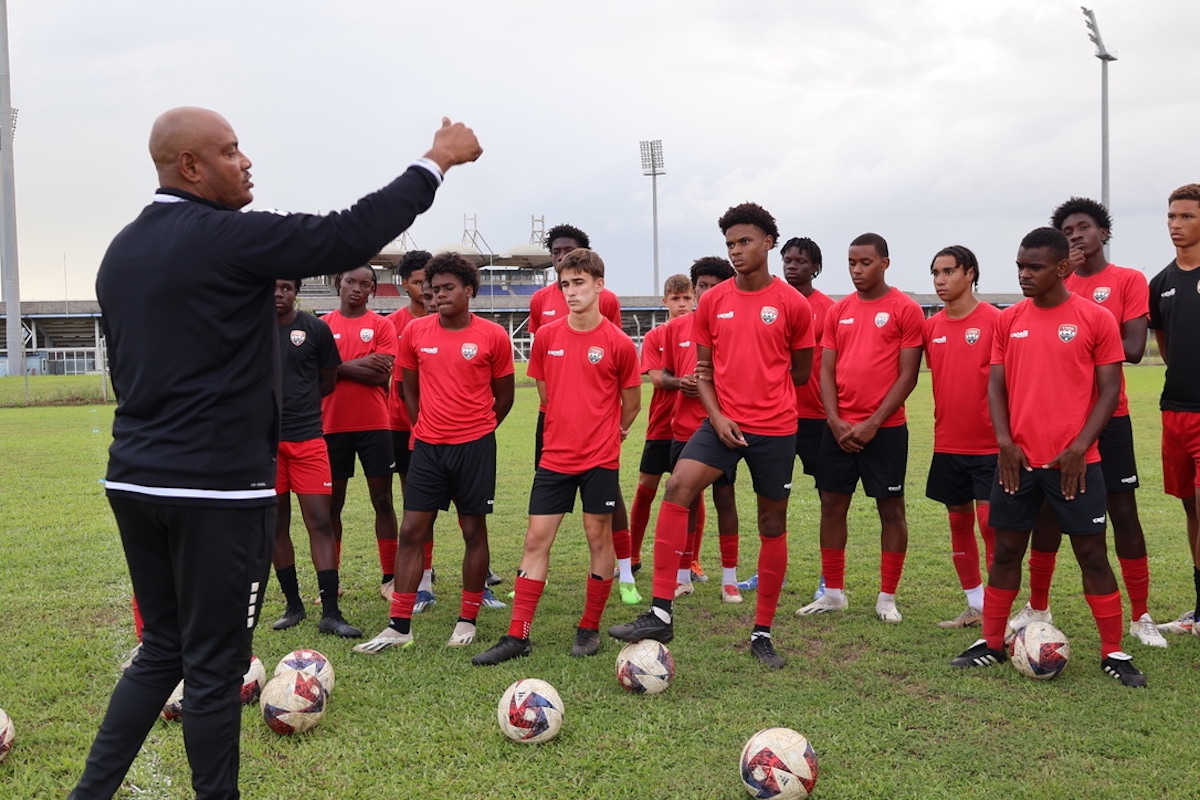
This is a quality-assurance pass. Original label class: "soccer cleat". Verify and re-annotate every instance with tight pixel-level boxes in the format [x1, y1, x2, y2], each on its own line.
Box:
[722, 584, 743, 604]
[486, 571, 504, 587]
[272, 605, 307, 631]
[1129, 613, 1168, 648]
[447, 621, 477, 647]
[619, 582, 643, 605]
[471, 635, 532, 666]
[736, 573, 759, 591]
[412, 589, 437, 613]
[1101, 652, 1147, 687]
[813, 574, 827, 600]
[876, 599, 903, 624]
[937, 606, 982, 629]
[690, 561, 709, 583]
[951, 639, 1008, 667]
[796, 593, 848, 616]
[352, 627, 414, 654]
[379, 578, 394, 601]
[318, 615, 363, 638]
[1156, 610, 1195, 635]
[120, 643, 142, 671]
[1005, 603, 1052, 642]
[674, 582, 694, 598]
[569, 627, 602, 657]
[608, 610, 674, 644]
[750, 634, 786, 668]
[481, 588, 507, 609]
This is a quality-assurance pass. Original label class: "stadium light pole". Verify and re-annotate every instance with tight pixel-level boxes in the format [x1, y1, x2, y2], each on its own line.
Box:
[1081, 6, 1117, 259]
[640, 139, 664, 295]
[0, 0, 22, 378]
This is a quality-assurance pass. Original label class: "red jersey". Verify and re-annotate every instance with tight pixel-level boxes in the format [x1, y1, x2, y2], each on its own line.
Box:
[527, 318, 640, 473]
[386, 306, 426, 432]
[528, 284, 622, 334]
[822, 288, 924, 427]
[661, 313, 704, 441]
[640, 323, 674, 441]
[1064, 263, 1149, 418]
[397, 314, 514, 445]
[694, 277, 814, 437]
[923, 302, 1002, 455]
[321, 310, 398, 433]
[990, 294, 1124, 467]
[794, 288, 835, 420]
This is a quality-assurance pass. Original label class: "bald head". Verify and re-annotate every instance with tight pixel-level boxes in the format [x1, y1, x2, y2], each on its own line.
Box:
[149, 106, 254, 208]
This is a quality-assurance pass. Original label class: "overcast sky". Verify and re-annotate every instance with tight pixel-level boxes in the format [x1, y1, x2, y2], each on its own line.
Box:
[6, 0, 1198, 301]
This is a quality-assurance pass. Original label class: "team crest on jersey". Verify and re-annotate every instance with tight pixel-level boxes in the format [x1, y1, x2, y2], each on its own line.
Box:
[359, 328, 374, 343]
[760, 305, 779, 325]
[1093, 287, 1111, 303]
[874, 312, 890, 327]
[289, 330, 306, 346]
[588, 346, 605, 364]
[965, 327, 980, 345]
[1058, 324, 1078, 343]
[461, 343, 478, 360]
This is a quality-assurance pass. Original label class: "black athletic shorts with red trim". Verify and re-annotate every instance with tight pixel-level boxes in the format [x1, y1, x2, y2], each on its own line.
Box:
[677, 420, 793, 500]
[816, 424, 908, 498]
[528, 466, 620, 515]
[1097, 414, 1139, 493]
[325, 429, 394, 480]
[987, 463, 1107, 535]
[404, 433, 496, 516]
[925, 452, 997, 507]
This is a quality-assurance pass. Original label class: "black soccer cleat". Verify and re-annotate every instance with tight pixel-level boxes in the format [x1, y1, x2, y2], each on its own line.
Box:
[1101, 652, 1147, 688]
[569, 627, 601, 658]
[750, 634, 787, 669]
[272, 605, 306, 631]
[318, 614, 363, 639]
[951, 639, 1008, 668]
[608, 610, 674, 644]
[471, 635, 532, 666]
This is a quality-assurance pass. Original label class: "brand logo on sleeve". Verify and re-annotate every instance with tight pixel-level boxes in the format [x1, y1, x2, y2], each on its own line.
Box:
[760, 306, 778, 324]
[839, 317, 855, 325]
[965, 328, 980, 345]
[547, 349, 565, 357]
[543, 309, 558, 317]
[587, 346, 605, 364]
[717, 311, 735, 319]
[420, 347, 439, 354]
[1010, 330, 1029, 338]
[461, 343, 478, 360]
[931, 335, 947, 344]
[874, 312, 890, 327]
[679, 340, 692, 348]
[289, 330, 306, 346]
[1057, 324, 1077, 343]
[359, 328, 374, 343]
[1093, 287, 1111, 302]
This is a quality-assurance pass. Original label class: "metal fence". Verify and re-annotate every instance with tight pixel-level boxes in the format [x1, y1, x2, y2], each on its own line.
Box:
[0, 346, 112, 407]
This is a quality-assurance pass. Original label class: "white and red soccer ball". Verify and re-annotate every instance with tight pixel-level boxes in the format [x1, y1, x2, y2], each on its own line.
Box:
[615, 640, 676, 695]
[740, 727, 819, 800]
[496, 678, 564, 744]
[275, 649, 334, 696]
[260, 668, 327, 735]
[1009, 621, 1070, 680]
[0, 708, 14, 763]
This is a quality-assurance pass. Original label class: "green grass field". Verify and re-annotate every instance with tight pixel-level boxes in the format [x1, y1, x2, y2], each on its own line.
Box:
[0, 367, 1196, 799]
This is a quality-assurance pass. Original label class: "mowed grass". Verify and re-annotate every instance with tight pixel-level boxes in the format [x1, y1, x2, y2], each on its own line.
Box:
[1, 367, 1198, 799]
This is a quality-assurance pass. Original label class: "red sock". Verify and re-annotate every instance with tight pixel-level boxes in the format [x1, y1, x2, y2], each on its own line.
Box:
[507, 576, 545, 639]
[693, 496, 706, 562]
[679, 525, 696, 570]
[880, 551, 906, 594]
[131, 595, 144, 642]
[719, 532, 739, 570]
[422, 539, 434, 571]
[378, 538, 398, 577]
[755, 535, 788, 627]
[949, 511, 982, 590]
[630, 483, 656, 564]
[389, 591, 416, 622]
[578, 575, 614, 630]
[983, 585, 1020, 650]
[1117, 556, 1150, 620]
[975, 503, 995, 571]
[821, 547, 847, 590]
[652, 502, 690, 601]
[459, 590, 483, 623]
[1085, 591, 1124, 658]
[612, 528, 632, 561]
[1027, 549, 1057, 610]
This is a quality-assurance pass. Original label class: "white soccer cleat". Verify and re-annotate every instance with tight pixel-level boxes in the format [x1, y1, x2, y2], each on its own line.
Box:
[937, 606, 982, 629]
[1155, 610, 1194, 635]
[1005, 602, 1052, 641]
[1129, 613, 1169, 648]
[447, 621, 476, 647]
[351, 627, 413, 654]
[674, 582, 694, 598]
[796, 593, 848, 616]
[875, 596, 903, 623]
[379, 579, 395, 601]
[721, 584, 743, 604]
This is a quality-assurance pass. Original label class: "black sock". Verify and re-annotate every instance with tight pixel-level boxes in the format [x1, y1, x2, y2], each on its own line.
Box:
[382, 572, 394, 583]
[316, 569, 341, 618]
[752, 625, 771, 637]
[458, 616, 477, 625]
[651, 597, 673, 617]
[1193, 566, 1200, 617]
[275, 565, 301, 607]
[390, 617, 412, 634]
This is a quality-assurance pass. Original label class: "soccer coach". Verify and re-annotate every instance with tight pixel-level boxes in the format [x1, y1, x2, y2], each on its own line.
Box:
[69, 107, 482, 800]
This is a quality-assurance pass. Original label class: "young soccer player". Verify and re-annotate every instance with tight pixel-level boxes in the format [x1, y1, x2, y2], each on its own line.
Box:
[922, 247, 1000, 628]
[321, 265, 400, 600]
[798, 233, 923, 622]
[627, 273, 695, 604]
[1010, 198, 1167, 647]
[1149, 183, 1200, 639]
[952, 227, 1146, 687]
[609, 203, 814, 669]
[473, 249, 640, 665]
[270, 278, 362, 638]
[354, 253, 514, 653]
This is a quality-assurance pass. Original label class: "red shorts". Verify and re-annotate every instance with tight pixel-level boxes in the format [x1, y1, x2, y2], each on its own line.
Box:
[276, 438, 333, 495]
[1161, 410, 1200, 498]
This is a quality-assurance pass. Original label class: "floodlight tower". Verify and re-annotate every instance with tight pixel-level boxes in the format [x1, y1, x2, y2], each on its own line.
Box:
[0, 0, 21, 377]
[1082, 7, 1117, 257]
[640, 139, 665, 294]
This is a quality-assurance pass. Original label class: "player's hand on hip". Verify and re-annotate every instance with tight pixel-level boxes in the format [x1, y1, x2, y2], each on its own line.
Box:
[425, 118, 483, 172]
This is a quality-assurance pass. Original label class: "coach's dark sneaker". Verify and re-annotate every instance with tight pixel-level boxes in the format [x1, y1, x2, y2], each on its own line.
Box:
[569, 627, 601, 657]
[318, 614, 363, 639]
[608, 610, 674, 644]
[951, 639, 1008, 668]
[1101, 652, 1147, 688]
[750, 634, 786, 669]
[272, 604, 306, 631]
[472, 635, 532, 666]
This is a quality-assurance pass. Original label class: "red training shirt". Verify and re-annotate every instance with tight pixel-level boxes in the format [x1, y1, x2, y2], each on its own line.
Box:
[386, 306, 423, 432]
[794, 288, 835, 420]
[639, 322, 674, 441]
[528, 284, 622, 334]
[661, 313, 704, 442]
[923, 301, 1001, 455]
[321, 310, 398, 434]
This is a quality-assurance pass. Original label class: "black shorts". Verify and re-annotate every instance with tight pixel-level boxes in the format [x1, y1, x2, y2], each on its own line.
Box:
[534, 409, 545, 469]
[795, 418, 827, 478]
[1098, 414, 1139, 493]
[677, 420, 793, 500]
[987, 463, 1107, 535]
[816, 424, 908, 498]
[404, 433, 496, 516]
[325, 430, 395, 480]
[391, 430, 412, 475]
[669, 439, 734, 488]
[639, 439, 674, 476]
[528, 466, 620, 515]
[925, 452, 998, 507]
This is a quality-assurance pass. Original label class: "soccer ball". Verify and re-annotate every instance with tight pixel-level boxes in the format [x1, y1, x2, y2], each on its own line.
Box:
[740, 727, 819, 800]
[241, 656, 266, 704]
[1009, 620, 1070, 680]
[161, 679, 185, 721]
[260, 669, 327, 735]
[615, 640, 676, 695]
[496, 678, 564, 744]
[0, 708, 14, 763]
[275, 648, 334, 696]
